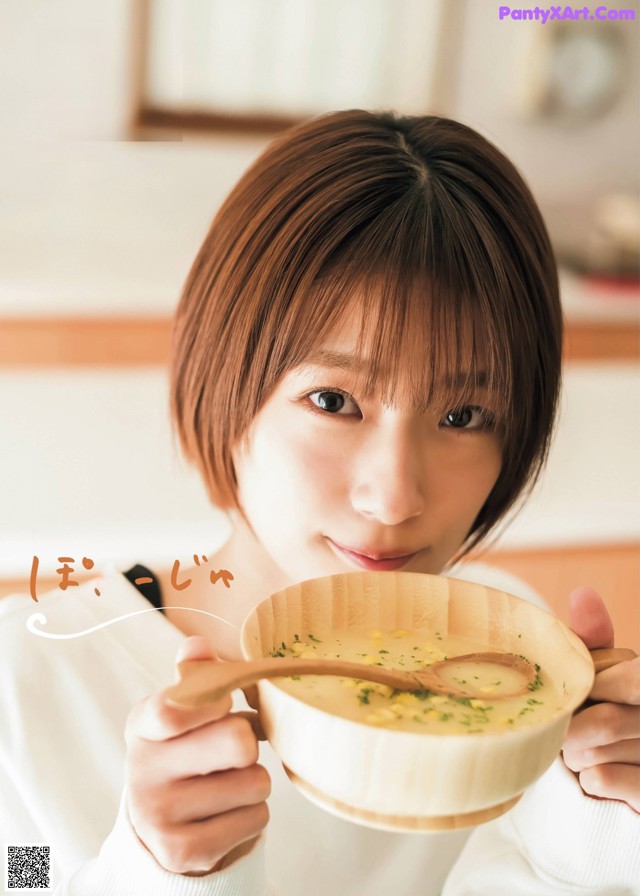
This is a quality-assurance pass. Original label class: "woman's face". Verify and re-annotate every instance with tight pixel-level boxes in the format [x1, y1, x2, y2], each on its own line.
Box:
[233, 321, 503, 586]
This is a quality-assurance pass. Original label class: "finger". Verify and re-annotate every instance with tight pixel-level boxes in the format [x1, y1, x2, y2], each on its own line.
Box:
[234, 710, 267, 741]
[130, 714, 259, 782]
[564, 702, 640, 751]
[176, 635, 219, 665]
[152, 803, 270, 875]
[568, 587, 614, 650]
[590, 656, 640, 705]
[563, 738, 640, 772]
[578, 763, 640, 813]
[127, 686, 233, 743]
[166, 764, 271, 824]
[127, 637, 233, 742]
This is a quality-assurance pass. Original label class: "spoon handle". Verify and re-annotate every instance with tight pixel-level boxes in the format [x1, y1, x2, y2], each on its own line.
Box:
[165, 656, 418, 708]
[590, 647, 637, 673]
[164, 648, 638, 709]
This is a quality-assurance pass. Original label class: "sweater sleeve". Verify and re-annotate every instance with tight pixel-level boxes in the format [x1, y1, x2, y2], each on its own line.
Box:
[55, 790, 272, 896]
[442, 758, 640, 895]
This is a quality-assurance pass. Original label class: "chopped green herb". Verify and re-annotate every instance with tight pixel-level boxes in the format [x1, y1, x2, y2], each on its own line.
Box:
[308, 633, 322, 643]
[409, 688, 434, 700]
[528, 674, 543, 692]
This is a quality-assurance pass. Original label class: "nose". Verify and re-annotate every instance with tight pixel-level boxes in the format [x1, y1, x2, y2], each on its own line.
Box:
[349, 417, 426, 526]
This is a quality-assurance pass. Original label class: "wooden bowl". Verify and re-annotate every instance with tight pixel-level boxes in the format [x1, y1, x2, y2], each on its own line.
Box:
[240, 571, 594, 832]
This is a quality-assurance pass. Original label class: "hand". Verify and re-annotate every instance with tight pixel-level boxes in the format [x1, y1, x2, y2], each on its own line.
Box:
[562, 587, 640, 813]
[124, 636, 271, 875]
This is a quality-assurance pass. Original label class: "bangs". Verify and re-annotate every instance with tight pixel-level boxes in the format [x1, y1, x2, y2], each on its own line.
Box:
[277, 190, 516, 429]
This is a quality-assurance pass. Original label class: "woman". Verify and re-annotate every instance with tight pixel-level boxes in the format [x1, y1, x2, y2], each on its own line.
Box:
[2, 110, 637, 895]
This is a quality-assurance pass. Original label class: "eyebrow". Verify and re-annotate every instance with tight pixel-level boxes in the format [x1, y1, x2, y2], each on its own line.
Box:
[302, 350, 367, 372]
[301, 350, 488, 388]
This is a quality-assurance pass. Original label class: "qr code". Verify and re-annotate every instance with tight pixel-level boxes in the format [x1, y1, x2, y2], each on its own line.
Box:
[6, 845, 51, 890]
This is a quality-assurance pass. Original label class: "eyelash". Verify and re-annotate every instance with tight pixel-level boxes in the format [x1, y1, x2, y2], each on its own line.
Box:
[301, 388, 497, 432]
[302, 387, 359, 418]
[442, 406, 497, 432]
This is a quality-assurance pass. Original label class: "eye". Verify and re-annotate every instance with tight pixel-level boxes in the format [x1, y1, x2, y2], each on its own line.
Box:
[441, 406, 495, 431]
[306, 389, 361, 416]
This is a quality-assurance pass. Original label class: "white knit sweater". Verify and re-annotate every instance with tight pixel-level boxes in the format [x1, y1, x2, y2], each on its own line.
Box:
[0, 566, 637, 895]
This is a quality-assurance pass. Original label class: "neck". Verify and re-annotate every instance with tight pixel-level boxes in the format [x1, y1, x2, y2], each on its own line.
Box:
[163, 513, 293, 660]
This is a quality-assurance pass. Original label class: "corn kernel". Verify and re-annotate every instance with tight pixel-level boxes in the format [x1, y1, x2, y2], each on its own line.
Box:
[366, 713, 383, 725]
[340, 678, 356, 688]
[377, 708, 397, 721]
[469, 699, 487, 709]
[300, 650, 317, 659]
[391, 629, 409, 638]
[368, 629, 383, 639]
[424, 709, 440, 719]
[480, 686, 496, 694]
[291, 642, 307, 653]
[394, 692, 418, 704]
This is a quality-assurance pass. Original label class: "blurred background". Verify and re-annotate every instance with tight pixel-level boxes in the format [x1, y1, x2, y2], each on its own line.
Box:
[0, 0, 638, 647]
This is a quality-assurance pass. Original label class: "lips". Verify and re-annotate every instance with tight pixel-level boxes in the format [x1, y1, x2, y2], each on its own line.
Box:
[327, 539, 419, 572]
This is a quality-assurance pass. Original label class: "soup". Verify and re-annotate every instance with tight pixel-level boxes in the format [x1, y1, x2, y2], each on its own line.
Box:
[270, 628, 565, 734]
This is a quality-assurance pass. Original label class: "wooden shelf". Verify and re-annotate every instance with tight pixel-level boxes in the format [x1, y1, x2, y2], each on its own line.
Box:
[0, 314, 637, 366]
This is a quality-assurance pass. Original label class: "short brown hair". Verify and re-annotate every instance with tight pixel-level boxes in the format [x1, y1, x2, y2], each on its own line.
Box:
[170, 110, 562, 557]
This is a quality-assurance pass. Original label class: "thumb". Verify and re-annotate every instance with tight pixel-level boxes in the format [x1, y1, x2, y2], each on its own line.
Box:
[568, 586, 614, 650]
[164, 636, 229, 712]
[175, 634, 219, 665]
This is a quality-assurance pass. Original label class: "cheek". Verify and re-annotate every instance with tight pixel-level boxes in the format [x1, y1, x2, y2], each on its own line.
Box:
[237, 421, 345, 509]
[472, 442, 502, 492]
[436, 439, 502, 514]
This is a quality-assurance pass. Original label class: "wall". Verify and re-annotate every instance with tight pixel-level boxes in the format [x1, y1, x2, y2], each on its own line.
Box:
[0, 0, 132, 141]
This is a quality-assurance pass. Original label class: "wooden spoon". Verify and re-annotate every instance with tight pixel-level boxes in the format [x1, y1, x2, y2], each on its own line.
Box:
[165, 646, 637, 709]
[165, 650, 541, 708]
